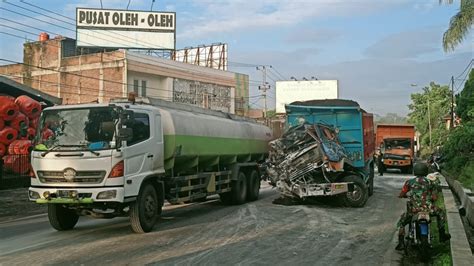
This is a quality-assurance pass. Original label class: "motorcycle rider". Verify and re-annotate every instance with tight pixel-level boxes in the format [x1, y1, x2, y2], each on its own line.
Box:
[395, 162, 451, 250]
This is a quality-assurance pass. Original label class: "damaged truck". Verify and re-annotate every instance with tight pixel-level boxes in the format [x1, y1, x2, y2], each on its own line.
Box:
[266, 99, 375, 207]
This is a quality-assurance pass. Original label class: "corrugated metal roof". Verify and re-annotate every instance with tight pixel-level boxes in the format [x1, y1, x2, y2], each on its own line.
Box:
[0, 76, 62, 106]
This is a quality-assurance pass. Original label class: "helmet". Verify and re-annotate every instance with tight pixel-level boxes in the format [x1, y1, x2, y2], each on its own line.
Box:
[413, 163, 429, 176]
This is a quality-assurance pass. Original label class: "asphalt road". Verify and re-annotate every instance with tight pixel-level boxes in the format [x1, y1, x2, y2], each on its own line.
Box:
[0, 170, 410, 265]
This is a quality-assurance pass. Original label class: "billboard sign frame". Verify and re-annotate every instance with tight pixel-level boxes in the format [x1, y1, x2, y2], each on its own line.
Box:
[76, 7, 176, 50]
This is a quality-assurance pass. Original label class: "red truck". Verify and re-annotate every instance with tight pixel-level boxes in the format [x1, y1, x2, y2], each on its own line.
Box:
[376, 124, 415, 175]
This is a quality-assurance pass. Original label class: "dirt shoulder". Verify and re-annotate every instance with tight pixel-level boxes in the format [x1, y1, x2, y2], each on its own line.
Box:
[0, 188, 46, 223]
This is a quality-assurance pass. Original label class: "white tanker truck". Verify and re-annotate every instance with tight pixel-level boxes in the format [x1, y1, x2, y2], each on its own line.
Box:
[28, 97, 272, 233]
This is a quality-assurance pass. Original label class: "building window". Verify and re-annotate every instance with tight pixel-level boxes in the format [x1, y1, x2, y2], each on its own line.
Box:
[133, 80, 139, 95]
[141, 80, 147, 97]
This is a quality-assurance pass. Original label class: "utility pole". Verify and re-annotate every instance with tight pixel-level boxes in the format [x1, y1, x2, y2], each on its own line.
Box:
[450, 76, 455, 129]
[256, 66, 270, 119]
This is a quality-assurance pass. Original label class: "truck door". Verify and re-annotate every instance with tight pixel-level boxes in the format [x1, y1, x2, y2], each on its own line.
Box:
[153, 114, 164, 171]
[122, 112, 155, 178]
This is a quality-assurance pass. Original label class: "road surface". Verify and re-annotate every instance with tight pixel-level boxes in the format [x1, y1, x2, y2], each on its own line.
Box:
[0, 171, 409, 265]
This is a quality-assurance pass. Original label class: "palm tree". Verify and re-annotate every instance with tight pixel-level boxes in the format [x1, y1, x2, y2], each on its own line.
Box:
[441, 0, 474, 52]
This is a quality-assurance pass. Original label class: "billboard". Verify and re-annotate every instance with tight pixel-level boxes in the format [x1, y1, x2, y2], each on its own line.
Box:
[76, 8, 175, 50]
[276, 80, 338, 113]
[172, 43, 228, 71]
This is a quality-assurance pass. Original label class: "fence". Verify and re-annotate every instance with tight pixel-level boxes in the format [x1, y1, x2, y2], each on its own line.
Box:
[0, 154, 31, 189]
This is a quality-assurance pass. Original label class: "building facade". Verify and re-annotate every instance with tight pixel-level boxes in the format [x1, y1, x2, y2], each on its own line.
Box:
[0, 36, 249, 115]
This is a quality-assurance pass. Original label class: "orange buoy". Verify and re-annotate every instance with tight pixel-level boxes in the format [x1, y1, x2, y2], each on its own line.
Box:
[27, 127, 36, 140]
[29, 117, 39, 129]
[15, 95, 42, 119]
[3, 155, 30, 174]
[8, 140, 32, 155]
[0, 96, 19, 121]
[8, 112, 29, 131]
[0, 127, 18, 145]
[0, 143, 6, 157]
[42, 128, 54, 140]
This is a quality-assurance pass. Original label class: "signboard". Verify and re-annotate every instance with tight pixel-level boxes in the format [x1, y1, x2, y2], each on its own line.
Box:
[276, 80, 338, 113]
[172, 43, 228, 71]
[76, 8, 175, 50]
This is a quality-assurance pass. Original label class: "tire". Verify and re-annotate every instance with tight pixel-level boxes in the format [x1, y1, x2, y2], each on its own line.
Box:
[341, 175, 368, 208]
[230, 171, 248, 205]
[246, 170, 260, 201]
[130, 183, 160, 233]
[405, 165, 413, 175]
[219, 192, 233, 205]
[48, 204, 79, 231]
[419, 235, 431, 262]
[368, 164, 375, 197]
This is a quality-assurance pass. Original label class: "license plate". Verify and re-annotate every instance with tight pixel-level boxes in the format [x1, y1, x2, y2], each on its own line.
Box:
[334, 184, 345, 189]
[58, 190, 77, 198]
[394, 161, 398, 165]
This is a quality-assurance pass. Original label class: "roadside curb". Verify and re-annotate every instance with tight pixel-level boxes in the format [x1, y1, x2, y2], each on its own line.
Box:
[442, 173, 474, 228]
[439, 174, 473, 265]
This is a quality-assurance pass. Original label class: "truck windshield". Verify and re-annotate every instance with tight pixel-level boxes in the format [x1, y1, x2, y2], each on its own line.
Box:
[384, 139, 411, 149]
[35, 107, 118, 151]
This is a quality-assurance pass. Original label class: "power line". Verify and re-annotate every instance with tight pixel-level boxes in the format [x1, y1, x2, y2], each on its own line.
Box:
[455, 59, 473, 79]
[269, 66, 287, 80]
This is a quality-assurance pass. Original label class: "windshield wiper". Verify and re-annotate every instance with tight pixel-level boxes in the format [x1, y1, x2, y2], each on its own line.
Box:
[40, 144, 100, 157]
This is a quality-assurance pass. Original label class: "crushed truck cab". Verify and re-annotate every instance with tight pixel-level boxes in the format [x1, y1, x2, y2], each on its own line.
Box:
[266, 99, 375, 207]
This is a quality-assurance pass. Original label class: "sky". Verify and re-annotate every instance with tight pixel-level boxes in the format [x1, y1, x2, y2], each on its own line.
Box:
[0, 0, 472, 116]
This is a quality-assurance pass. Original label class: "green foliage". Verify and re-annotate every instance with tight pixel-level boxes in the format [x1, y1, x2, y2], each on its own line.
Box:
[443, 0, 474, 52]
[456, 69, 474, 121]
[408, 82, 451, 153]
[443, 70, 474, 189]
[374, 113, 407, 125]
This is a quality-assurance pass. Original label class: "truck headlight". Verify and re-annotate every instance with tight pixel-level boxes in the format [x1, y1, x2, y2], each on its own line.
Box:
[29, 190, 40, 200]
[97, 190, 117, 199]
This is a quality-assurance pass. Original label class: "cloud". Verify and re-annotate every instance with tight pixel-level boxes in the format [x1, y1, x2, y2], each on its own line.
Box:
[284, 28, 341, 44]
[178, 0, 410, 40]
[364, 27, 441, 59]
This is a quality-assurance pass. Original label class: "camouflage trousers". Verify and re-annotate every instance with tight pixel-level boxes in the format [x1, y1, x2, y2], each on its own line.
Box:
[397, 205, 447, 234]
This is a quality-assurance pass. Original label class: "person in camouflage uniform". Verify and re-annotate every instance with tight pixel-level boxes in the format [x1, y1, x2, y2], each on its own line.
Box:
[395, 163, 450, 250]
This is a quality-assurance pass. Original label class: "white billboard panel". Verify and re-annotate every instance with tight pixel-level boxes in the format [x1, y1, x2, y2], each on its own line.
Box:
[276, 80, 338, 113]
[76, 8, 175, 50]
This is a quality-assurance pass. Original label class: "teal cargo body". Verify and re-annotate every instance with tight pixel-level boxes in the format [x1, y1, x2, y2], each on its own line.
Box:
[285, 100, 374, 169]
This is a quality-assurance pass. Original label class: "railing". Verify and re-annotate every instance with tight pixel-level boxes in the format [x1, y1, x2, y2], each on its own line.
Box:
[0, 154, 31, 189]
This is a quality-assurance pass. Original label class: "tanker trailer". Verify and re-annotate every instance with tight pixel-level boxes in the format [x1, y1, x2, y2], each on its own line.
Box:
[28, 96, 272, 233]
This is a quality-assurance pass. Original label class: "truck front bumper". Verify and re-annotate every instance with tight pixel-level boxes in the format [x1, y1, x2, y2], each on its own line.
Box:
[383, 159, 411, 167]
[28, 187, 125, 204]
[277, 181, 352, 198]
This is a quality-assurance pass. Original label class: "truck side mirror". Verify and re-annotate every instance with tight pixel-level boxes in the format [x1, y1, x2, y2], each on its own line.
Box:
[117, 127, 133, 142]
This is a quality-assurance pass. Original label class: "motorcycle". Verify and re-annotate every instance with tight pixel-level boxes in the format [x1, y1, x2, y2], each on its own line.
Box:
[404, 210, 432, 262]
[428, 154, 442, 172]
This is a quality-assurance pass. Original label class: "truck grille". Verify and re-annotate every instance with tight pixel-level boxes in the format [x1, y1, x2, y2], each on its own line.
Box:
[37, 171, 106, 184]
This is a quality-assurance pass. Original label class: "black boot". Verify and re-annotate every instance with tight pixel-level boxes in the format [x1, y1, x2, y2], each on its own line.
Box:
[395, 234, 405, 250]
[439, 229, 451, 242]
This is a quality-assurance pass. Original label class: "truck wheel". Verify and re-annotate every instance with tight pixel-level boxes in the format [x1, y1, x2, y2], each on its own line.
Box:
[341, 175, 368, 208]
[246, 170, 260, 201]
[48, 204, 79, 231]
[130, 183, 160, 233]
[231, 171, 248, 205]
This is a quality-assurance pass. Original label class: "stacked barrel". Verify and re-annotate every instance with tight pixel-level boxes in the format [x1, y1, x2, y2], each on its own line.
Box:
[0, 95, 41, 175]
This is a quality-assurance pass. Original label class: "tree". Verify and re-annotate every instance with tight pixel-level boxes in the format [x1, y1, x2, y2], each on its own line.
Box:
[441, 0, 474, 52]
[456, 69, 474, 121]
[374, 113, 407, 125]
[408, 82, 451, 153]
